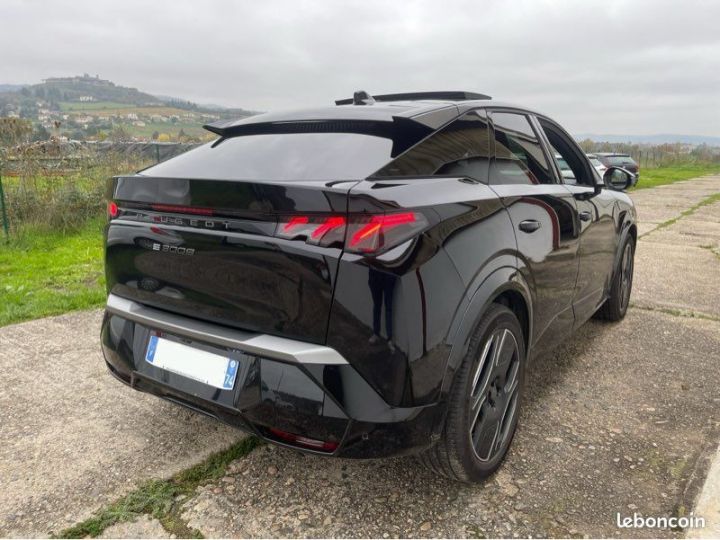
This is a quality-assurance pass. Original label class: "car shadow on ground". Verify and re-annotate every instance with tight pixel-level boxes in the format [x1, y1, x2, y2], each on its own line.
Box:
[180, 320, 622, 538]
[183, 309, 720, 537]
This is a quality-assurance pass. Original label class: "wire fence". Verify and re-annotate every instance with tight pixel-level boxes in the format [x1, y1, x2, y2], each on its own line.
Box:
[577, 140, 720, 169]
[0, 141, 199, 240]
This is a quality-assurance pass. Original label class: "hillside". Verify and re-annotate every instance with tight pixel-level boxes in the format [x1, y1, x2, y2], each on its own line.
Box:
[0, 74, 254, 142]
[575, 133, 720, 146]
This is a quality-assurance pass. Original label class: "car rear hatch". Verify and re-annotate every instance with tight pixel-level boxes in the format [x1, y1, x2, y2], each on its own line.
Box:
[609, 155, 639, 173]
[105, 115, 437, 344]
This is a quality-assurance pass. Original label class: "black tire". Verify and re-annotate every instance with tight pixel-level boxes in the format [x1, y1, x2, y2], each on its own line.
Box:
[418, 303, 526, 483]
[595, 235, 635, 322]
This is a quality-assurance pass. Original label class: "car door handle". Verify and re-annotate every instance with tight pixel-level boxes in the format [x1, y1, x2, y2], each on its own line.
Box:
[578, 211, 593, 222]
[518, 220, 541, 233]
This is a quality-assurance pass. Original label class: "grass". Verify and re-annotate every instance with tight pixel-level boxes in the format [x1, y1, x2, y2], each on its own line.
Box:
[55, 437, 262, 538]
[631, 164, 720, 190]
[0, 218, 106, 326]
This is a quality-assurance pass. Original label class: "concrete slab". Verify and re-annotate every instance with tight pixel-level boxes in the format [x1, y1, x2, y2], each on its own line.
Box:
[632, 243, 720, 318]
[630, 175, 720, 228]
[641, 222, 720, 249]
[0, 310, 243, 538]
[687, 446, 720, 538]
[692, 202, 720, 224]
[180, 310, 720, 538]
[638, 222, 663, 237]
[99, 515, 171, 539]
[635, 204, 689, 226]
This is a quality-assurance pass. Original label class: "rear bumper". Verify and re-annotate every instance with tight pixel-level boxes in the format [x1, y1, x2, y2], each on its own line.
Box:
[101, 294, 443, 458]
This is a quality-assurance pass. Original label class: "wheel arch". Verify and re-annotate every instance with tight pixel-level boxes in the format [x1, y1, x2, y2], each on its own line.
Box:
[612, 216, 637, 280]
[441, 266, 533, 399]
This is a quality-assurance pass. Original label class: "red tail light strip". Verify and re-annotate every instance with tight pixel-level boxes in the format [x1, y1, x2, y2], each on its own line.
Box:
[282, 215, 309, 232]
[349, 212, 417, 248]
[311, 216, 346, 239]
[276, 211, 427, 254]
[150, 203, 214, 216]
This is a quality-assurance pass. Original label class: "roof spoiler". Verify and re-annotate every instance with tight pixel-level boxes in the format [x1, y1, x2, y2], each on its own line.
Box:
[202, 116, 433, 157]
[335, 91, 491, 105]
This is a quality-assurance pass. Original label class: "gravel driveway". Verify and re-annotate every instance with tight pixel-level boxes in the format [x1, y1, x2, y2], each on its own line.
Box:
[1, 175, 718, 538]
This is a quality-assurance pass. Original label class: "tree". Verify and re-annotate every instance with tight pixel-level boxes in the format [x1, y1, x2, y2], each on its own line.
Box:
[109, 125, 131, 142]
[0, 117, 32, 146]
[151, 130, 160, 140]
[157, 133, 171, 142]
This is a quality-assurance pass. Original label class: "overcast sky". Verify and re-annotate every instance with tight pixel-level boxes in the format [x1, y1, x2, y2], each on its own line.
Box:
[2, 0, 719, 136]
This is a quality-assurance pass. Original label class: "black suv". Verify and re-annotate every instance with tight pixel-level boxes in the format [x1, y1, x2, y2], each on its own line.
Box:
[595, 152, 639, 185]
[102, 91, 637, 482]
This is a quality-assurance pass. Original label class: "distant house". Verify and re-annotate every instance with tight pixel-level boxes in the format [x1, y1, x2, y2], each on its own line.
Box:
[132, 121, 146, 127]
[126, 113, 139, 120]
[43, 74, 115, 87]
[79, 96, 95, 102]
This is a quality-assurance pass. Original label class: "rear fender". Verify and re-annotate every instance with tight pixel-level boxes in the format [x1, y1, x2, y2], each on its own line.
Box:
[440, 264, 532, 401]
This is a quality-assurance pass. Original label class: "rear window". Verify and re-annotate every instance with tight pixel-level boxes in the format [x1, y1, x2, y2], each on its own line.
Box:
[606, 155, 636, 166]
[141, 133, 394, 181]
[588, 157, 603, 167]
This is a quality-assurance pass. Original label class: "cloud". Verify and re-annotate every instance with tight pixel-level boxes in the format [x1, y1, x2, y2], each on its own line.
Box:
[1, 0, 718, 135]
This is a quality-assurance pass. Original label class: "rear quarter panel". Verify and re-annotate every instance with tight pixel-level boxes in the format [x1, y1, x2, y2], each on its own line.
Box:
[326, 177, 519, 407]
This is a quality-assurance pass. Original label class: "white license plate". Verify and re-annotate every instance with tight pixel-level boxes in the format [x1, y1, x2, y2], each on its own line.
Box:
[145, 335, 239, 390]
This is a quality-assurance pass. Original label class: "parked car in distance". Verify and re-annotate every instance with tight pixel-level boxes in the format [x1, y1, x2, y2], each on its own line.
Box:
[554, 153, 577, 183]
[101, 90, 638, 483]
[595, 152, 639, 185]
[586, 153, 608, 176]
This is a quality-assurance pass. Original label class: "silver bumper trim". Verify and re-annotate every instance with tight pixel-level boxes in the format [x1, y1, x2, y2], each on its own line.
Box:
[105, 294, 349, 365]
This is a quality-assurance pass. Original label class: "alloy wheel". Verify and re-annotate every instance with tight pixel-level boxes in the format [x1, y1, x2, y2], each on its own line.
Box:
[468, 327, 521, 462]
[619, 242, 634, 311]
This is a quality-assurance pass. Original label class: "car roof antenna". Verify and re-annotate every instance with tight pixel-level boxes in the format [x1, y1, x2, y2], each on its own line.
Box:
[353, 90, 376, 105]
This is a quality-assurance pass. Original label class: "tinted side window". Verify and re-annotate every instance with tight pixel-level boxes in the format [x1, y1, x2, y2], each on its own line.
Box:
[491, 112, 553, 185]
[373, 110, 490, 181]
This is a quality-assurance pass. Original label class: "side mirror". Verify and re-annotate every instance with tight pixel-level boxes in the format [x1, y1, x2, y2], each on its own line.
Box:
[603, 167, 634, 191]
